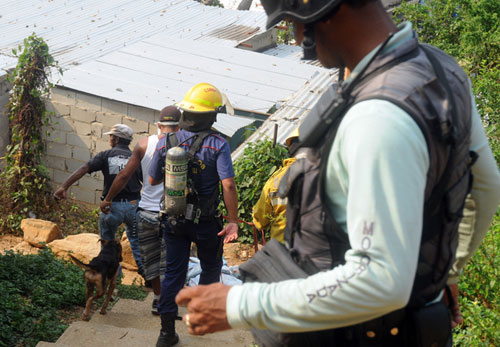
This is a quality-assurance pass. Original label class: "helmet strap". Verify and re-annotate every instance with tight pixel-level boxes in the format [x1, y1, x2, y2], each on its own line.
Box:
[301, 24, 317, 60]
[215, 105, 227, 114]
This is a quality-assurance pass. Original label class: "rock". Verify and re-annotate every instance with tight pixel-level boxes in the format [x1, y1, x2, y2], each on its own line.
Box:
[223, 242, 260, 266]
[21, 218, 62, 248]
[48, 233, 100, 263]
[121, 268, 144, 286]
[12, 240, 40, 255]
[49, 233, 140, 276]
[120, 233, 138, 271]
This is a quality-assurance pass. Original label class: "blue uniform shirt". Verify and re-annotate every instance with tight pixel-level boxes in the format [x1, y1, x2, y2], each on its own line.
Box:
[149, 129, 235, 196]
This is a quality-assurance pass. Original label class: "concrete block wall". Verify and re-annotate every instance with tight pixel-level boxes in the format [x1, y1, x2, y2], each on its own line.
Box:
[44, 87, 161, 205]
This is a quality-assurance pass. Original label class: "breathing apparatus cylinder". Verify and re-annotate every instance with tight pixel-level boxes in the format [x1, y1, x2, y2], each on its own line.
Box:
[164, 146, 188, 218]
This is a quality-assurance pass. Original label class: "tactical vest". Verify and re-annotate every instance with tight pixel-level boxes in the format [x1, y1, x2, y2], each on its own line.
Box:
[280, 34, 475, 310]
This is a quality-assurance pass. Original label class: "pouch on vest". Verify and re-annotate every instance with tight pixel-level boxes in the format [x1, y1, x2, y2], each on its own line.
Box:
[410, 300, 452, 347]
[239, 239, 338, 347]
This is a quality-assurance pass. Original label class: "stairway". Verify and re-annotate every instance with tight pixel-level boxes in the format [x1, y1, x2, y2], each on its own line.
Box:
[36, 292, 255, 347]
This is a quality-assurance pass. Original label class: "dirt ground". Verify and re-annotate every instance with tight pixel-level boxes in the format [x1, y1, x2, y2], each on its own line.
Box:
[223, 242, 260, 266]
[0, 234, 23, 251]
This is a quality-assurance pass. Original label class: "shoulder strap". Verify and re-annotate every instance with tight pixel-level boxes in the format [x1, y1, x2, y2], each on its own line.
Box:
[418, 45, 461, 241]
[187, 130, 216, 157]
[166, 132, 178, 149]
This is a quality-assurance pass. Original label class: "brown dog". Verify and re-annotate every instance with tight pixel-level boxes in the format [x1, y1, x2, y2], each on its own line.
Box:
[70, 239, 123, 321]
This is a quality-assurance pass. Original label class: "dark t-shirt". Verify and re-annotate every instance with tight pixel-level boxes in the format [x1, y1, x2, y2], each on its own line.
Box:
[149, 129, 234, 197]
[87, 143, 142, 201]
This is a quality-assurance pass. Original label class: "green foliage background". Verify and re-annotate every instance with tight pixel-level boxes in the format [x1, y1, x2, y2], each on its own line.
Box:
[0, 248, 147, 347]
[395, 1, 500, 345]
[0, 35, 100, 237]
[0, 248, 84, 347]
[394, 0, 500, 163]
[0, 35, 59, 233]
[231, 139, 288, 244]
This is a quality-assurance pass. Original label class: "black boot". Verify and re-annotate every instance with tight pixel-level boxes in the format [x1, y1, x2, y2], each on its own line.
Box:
[156, 313, 179, 347]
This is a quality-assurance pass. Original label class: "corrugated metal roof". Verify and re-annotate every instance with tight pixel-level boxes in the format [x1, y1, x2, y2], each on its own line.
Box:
[0, 56, 16, 75]
[231, 68, 338, 159]
[263, 44, 324, 67]
[56, 35, 330, 136]
[1, 0, 335, 140]
[220, 0, 264, 11]
[0, 0, 268, 77]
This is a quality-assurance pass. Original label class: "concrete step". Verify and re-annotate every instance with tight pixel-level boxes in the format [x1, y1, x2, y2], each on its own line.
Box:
[51, 321, 158, 347]
[47, 292, 255, 346]
[52, 320, 254, 347]
[35, 342, 56, 347]
[89, 292, 160, 331]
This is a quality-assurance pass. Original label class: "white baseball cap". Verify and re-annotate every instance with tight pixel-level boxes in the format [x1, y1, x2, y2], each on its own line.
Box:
[103, 124, 133, 141]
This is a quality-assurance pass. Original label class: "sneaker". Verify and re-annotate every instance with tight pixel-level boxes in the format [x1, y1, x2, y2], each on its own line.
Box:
[152, 298, 160, 315]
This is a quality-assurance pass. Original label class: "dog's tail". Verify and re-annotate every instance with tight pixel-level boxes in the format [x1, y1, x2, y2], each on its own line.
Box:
[69, 254, 92, 271]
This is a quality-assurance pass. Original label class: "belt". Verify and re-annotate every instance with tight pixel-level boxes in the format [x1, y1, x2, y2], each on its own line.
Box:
[137, 207, 159, 213]
[113, 199, 138, 205]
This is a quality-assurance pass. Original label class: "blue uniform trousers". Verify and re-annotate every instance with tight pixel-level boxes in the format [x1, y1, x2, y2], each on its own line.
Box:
[158, 218, 223, 315]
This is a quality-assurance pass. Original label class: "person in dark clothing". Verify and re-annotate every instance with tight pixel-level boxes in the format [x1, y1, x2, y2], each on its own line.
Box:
[54, 124, 144, 275]
[148, 83, 238, 347]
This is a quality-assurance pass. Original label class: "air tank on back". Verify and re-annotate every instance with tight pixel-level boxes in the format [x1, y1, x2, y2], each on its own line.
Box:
[164, 146, 188, 217]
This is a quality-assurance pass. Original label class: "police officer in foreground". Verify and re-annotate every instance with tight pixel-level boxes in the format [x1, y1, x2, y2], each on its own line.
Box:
[148, 83, 238, 347]
[174, 1, 500, 346]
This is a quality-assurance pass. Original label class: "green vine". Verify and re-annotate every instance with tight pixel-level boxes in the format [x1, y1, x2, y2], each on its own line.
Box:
[0, 34, 61, 233]
[276, 21, 295, 45]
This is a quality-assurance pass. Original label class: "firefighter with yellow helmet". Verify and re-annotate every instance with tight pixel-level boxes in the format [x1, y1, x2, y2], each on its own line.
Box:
[148, 82, 239, 347]
[252, 128, 300, 243]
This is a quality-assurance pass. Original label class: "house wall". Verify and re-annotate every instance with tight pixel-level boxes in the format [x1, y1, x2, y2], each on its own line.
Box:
[43, 87, 161, 205]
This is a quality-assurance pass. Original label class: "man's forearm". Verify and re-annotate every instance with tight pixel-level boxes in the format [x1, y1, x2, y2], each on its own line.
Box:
[222, 179, 238, 223]
[61, 165, 89, 189]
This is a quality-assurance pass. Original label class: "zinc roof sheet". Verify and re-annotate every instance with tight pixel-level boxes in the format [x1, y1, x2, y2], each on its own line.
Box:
[57, 35, 330, 136]
[231, 68, 338, 159]
[0, 0, 268, 75]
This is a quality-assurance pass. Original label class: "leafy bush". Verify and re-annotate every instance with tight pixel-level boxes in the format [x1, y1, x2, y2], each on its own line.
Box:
[0, 35, 100, 237]
[0, 248, 85, 347]
[0, 34, 61, 233]
[230, 139, 288, 244]
[394, 1, 500, 345]
[393, 0, 500, 164]
[454, 209, 500, 346]
[0, 247, 147, 347]
[276, 21, 295, 45]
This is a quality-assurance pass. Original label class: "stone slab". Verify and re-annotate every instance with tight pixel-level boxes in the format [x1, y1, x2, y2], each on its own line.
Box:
[92, 293, 255, 345]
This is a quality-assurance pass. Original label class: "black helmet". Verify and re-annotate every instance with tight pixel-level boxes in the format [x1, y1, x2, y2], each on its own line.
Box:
[261, 0, 343, 29]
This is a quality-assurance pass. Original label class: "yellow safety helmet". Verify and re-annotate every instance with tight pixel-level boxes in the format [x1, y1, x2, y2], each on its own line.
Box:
[285, 127, 300, 148]
[177, 82, 224, 113]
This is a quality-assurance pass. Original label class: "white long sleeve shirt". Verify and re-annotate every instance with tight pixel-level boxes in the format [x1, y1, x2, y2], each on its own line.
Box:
[226, 22, 500, 332]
